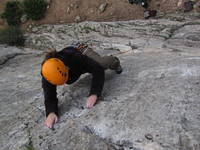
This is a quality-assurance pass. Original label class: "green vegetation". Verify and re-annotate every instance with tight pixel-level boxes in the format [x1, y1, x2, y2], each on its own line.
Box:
[0, 26, 25, 46]
[1, 1, 23, 26]
[1, 0, 48, 25]
[23, 0, 48, 20]
[24, 135, 36, 150]
[25, 145, 36, 150]
[0, 0, 49, 46]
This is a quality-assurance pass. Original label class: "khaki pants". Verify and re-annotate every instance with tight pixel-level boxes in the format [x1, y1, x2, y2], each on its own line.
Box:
[83, 47, 120, 70]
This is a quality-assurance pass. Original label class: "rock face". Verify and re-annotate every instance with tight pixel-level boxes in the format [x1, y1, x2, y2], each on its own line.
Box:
[1, 16, 200, 150]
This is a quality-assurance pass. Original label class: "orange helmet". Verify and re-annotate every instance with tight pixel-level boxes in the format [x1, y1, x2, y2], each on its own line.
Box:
[42, 58, 69, 85]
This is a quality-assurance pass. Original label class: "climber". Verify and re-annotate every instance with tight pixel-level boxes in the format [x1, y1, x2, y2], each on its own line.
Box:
[41, 43, 122, 128]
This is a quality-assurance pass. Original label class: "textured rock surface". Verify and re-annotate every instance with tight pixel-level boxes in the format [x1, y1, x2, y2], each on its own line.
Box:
[1, 16, 200, 150]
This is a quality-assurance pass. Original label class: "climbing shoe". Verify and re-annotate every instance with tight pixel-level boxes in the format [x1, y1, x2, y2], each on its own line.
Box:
[115, 65, 122, 74]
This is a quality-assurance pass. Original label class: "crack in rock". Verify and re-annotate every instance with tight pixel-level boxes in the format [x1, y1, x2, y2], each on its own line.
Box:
[0, 52, 38, 68]
[165, 22, 200, 40]
[0, 53, 20, 66]
[81, 125, 136, 150]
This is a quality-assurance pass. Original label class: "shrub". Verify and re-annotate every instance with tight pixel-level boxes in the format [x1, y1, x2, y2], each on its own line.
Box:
[25, 145, 36, 150]
[0, 27, 25, 46]
[23, 0, 47, 20]
[1, 1, 23, 26]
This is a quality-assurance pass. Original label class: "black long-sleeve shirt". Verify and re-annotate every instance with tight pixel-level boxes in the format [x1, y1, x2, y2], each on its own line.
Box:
[42, 47, 105, 116]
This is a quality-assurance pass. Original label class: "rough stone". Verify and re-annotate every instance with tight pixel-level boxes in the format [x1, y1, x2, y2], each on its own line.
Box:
[47, 5, 50, 9]
[194, 1, 200, 13]
[1, 17, 200, 150]
[32, 27, 39, 33]
[75, 16, 81, 23]
[46, 0, 51, 4]
[99, 3, 108, 13]
[20, 15, 28, 24]
[177, 0, 184, 7]
[66, 7, 70, 14]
